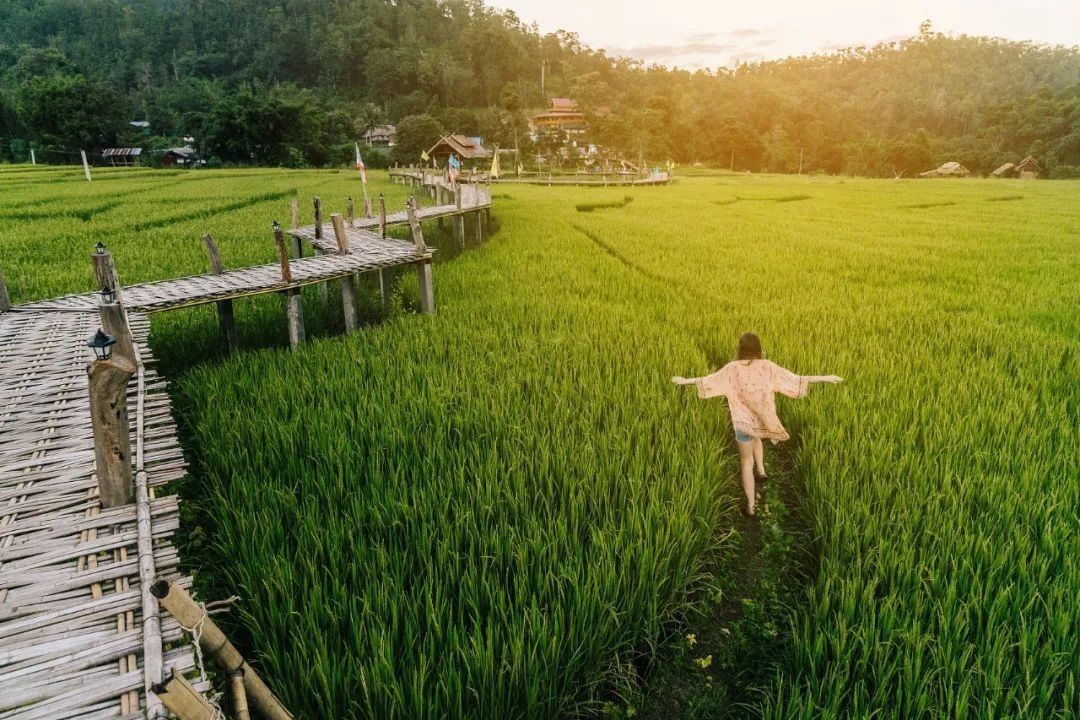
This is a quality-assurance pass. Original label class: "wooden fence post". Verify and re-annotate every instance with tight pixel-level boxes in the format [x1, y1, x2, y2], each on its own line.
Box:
[99, 301, 136, 367]
[313, 197, 328, 303]
[378, 194, 387, 239]
[273, 222, 305, 350]
[151, 580, 294, 720]
[346, 197, 355, 228]
[405, 198, 434, 314]
[453, 185, 465, 246]
[81, 149, 92, 181]
[0, 269, 10, 312]
[289, 198, 299, 231]
[87, 353, 135, 508]
[91, 245, 122, 303]
[202, 234, 238, 354]
[330, 213, 358, 333]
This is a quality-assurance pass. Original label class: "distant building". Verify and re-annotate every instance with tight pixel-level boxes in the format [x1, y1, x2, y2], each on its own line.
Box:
[425, 135, 491, 167]
[919, 161, 970, 178]
[161, 146, 196, 168]
[991, 155, 1041, 179]
[362, 125, 396, 146]
[1015, 155, 1040, 180]
[531, 98, 588, 135]
[101, 148, 142, 167]
[129, 121, 150, 135]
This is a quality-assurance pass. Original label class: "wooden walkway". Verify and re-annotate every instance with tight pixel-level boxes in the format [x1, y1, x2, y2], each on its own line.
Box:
[0, 184, 491, 718]
[390, 168, 671, 187]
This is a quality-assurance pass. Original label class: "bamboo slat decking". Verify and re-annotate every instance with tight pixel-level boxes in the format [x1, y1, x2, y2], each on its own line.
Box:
[0, 184, 491, 718]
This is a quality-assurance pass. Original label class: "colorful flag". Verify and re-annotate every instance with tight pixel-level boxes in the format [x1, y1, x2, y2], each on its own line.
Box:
[490, 150, 500, 179]
[354, 143, 367, 185]
[421, 149, 430, 163]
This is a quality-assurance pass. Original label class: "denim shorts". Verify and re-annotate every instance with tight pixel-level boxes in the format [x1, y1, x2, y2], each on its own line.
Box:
[734, 428, 754, 444]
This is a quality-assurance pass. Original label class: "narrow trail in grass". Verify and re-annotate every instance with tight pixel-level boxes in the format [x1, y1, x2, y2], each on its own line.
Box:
[636, 432, 818, 720]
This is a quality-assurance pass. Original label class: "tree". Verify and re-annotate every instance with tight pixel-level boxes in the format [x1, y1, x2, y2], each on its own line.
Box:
[393, 114, 443, 164]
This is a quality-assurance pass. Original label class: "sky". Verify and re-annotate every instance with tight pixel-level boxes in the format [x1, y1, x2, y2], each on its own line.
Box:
[490, 0, 1080, 70]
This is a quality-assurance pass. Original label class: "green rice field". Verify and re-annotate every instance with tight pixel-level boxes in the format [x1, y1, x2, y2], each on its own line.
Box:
[2, 165, 1077, 719]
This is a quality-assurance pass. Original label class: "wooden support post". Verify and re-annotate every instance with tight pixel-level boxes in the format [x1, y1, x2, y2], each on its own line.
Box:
[289, 198, 299, 230]
[406, 197, 426, 252]
[347, 197, 355, 228]
[0, 269, 10, 312]
[475, 210, 482, 244]
[91, 247, 122, 302]
[203, 234, 238, 353]
[81, 149, 92, 181]
[331, 213, 358, 333]
[154, 670, 216, 720]
[88, 355, 135, 508]
[416, 259, 434, 315]
[379, 194, 387, 239]
[378, 269, 389, 308]
[272, 223, 292, 284]
[313, 197, 328, 303]
[273, 223, 304, 349]
[99, 302, 136, 367]
[151, 580, 294, 720]
[230, 670, 252, 720]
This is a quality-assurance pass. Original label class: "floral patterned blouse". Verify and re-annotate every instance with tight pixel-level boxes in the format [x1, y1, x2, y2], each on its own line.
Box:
[696, 359, 809, 442]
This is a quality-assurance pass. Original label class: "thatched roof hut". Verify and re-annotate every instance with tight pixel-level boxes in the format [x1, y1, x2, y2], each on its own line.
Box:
[991, 162, 1016, 177]
[426, 135, 491, 167]
[1016, 155, 1040, 180]
[919, 161, 971, 178]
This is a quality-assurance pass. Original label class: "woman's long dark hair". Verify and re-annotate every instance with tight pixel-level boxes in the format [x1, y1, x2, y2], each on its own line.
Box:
[737, 332, 763, 362]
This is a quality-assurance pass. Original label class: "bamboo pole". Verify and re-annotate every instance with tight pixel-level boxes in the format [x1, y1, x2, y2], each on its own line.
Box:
[153, 669, 216, 720]
[150, 580, 294, 720]
[230, 670, 252, 720]
[202, 234, 238, 354]
[81, 150, 92, 181]
[331, 213, 359, 333]
[87, 356, 135, 508]
[346, 197, 355, 228]
[379, 194, 387, 239]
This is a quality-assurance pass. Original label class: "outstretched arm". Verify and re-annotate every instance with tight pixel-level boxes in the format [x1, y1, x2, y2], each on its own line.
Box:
[671, 376, 702, 386]
[803, 375, 843, 384]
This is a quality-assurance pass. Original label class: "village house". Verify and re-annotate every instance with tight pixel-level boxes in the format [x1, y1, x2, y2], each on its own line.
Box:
[362, 124, 396, 146]
[530, 98, 588, 136]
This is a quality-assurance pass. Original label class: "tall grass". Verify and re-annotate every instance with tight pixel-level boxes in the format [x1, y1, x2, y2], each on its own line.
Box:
[3, 166, 1077, 718]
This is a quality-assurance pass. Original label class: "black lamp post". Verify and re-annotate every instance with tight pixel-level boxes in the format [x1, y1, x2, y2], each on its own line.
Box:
[272, 220, 281, 232]
[87, 329, 116, 361]
[95, 242, 106, 255]
[100, 286, 116, 304]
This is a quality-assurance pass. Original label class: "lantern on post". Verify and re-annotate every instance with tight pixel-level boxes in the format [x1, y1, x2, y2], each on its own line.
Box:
[95, 242, 106, 255]
[100, 286, 116, 304]
[87, 329, 116, 361]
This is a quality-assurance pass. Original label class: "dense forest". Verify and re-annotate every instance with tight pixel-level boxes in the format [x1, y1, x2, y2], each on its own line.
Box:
[1, 0, 1079, 176]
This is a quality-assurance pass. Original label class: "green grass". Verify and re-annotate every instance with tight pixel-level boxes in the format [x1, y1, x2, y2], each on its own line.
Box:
[2, 165, 1077, 719]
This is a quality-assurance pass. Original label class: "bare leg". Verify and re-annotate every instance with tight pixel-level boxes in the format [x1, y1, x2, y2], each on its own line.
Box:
[738, 440, 756, 515]
[752, 437, 765, 477]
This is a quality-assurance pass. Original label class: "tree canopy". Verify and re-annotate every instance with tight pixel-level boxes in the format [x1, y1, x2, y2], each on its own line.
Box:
[1, 1, 1078, 176]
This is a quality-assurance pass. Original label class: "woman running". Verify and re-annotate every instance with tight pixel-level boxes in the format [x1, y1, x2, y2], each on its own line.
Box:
[672, 333, 842, 517]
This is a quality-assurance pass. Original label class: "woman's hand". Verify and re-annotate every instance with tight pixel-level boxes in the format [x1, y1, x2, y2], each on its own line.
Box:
[821, 375, 843, 384]
[672, 376, 697, 386]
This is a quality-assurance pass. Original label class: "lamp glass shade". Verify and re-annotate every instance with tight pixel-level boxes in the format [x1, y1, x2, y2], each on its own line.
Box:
[87, 329, 116, 361]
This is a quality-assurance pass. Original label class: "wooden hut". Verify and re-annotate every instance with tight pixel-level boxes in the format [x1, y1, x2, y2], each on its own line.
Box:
[425, 135, 491, 168]
[919, 161, 971, 178]
[1016, 155, 1040, 180]
[991, 162, 1016, 178]
[102, 148, 142, 166]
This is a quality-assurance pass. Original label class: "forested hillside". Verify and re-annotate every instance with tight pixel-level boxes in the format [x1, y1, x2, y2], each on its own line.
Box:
[1, 1, 1078, 175]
